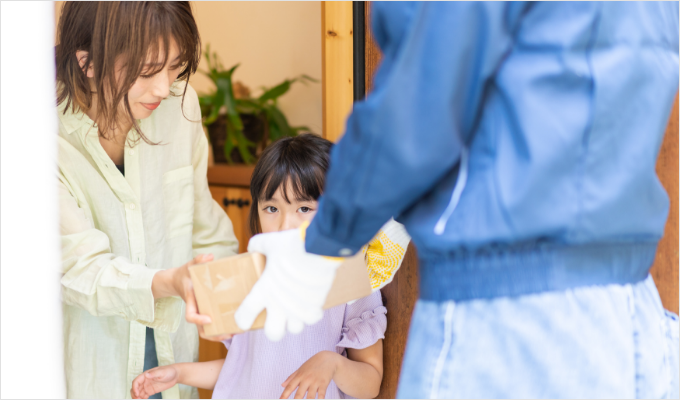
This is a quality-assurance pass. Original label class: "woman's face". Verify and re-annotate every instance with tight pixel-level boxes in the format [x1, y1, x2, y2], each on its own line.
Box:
[127, 39, 183, 120]
[77, 38, 183, 121]
[258, 181, 319, 233]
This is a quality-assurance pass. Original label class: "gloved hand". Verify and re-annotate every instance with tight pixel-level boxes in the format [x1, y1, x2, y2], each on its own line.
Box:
[234, 221, 344, 342]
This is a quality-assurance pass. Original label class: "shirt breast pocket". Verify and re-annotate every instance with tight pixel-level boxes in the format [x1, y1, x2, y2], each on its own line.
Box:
[162, 166, 195, 239]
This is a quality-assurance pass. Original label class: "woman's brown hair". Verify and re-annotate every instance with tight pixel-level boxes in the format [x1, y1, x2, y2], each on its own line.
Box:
[55, 1, 201, 144]
[249, 134, 333, 235]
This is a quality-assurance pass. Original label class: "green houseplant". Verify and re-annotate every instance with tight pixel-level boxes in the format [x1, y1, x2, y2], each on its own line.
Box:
[198, 45, 318, 164]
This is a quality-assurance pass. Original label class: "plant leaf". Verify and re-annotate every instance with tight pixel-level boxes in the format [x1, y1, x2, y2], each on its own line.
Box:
[203, 87, 224, 126]
[298, 74, 320, 84]
[264, 107, 281, 141]
[214, 65, 243, 131]
[267, 105, 292, 137]
[258, 80, 291, 104]
[234, 129, 256, 164]
[224, 122, 236, 164]
[198, 95, 214, 107]
[235, 98, 261, 114]
[257, 74, 319, 104]
[264, 104, 296, 142]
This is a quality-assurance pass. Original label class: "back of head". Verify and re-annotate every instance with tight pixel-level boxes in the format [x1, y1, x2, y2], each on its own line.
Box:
[249, 134, 333, 234]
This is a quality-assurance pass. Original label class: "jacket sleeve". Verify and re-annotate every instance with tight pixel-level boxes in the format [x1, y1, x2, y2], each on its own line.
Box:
[186, 85, 240, 260]
[59, 178, 182, 332]
[306, 1, 528, 256]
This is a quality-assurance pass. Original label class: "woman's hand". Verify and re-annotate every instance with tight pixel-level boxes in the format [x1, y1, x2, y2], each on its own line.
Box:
[131, 365, 179, 399]
[152, 254, 233, 342]
[280, 351, 340, 399]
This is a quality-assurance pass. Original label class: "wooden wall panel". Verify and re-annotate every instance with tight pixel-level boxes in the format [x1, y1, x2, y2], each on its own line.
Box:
[377, 243, 420, 399]
[651, 94, 679, 314]
[321, 1, 354, 142]
[364, 2, 381, 95]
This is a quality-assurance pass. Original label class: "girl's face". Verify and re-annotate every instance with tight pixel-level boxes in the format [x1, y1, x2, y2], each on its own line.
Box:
[258, 181, 318, 233]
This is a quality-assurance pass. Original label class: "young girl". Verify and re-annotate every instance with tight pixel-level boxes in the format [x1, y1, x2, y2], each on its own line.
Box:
[132, 134, 388, 399]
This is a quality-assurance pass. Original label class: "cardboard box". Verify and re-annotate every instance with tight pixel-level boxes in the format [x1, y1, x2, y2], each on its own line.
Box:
[189, 252, 372, 336]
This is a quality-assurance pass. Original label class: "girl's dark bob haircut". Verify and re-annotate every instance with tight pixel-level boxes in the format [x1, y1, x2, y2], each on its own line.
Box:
[249, 134, 333, 235]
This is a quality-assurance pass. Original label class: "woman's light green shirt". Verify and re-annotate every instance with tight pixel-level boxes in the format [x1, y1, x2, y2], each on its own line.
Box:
[57, 82, 238, 399]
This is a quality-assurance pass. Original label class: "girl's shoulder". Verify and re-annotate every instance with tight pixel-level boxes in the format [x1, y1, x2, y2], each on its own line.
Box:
[337, 290, 387, 350]
[344, 290, 386, 323]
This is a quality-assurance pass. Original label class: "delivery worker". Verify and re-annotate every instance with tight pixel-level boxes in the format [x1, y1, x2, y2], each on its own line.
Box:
[233, 2, 679, 398]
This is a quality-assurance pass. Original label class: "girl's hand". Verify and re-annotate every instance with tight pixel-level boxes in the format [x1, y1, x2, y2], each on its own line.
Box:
[131, 365, 179, 399]
[280, 351, 340, 399]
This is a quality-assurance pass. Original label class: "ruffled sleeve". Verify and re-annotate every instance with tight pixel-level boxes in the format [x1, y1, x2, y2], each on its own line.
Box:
[336, 291, 387, 350]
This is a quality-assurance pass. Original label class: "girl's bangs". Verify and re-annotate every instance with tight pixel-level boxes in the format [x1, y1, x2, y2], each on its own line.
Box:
[260, 160, 325, 204]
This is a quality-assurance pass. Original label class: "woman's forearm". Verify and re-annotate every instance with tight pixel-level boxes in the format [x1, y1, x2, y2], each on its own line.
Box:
[332, 355, 382, 399]
[152, 255, 214, 300]
[175, 359, 225, 390]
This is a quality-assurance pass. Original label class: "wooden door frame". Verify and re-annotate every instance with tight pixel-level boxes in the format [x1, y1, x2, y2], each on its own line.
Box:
[321, 1, 354, 142]
[320, 1, 368, 142]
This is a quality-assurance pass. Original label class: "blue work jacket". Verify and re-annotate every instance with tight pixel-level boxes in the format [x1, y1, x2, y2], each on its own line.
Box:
[306, 2, 679, 301]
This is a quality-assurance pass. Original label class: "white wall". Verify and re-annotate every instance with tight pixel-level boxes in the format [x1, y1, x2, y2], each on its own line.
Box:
[1, 1, 65, 398]
[190, 1, 322, 134]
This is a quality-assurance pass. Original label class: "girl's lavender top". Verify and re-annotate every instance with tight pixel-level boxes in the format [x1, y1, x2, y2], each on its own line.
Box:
[212, 291, 387, 399]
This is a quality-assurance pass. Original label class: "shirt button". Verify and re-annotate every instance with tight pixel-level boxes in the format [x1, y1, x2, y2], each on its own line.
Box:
[129, 149, 135, 155]
[129, 203, 136, 210]
[339, 248, 352, 256]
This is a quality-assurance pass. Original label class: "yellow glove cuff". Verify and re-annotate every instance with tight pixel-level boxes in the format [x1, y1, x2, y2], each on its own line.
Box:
[362, 224, 409, 290]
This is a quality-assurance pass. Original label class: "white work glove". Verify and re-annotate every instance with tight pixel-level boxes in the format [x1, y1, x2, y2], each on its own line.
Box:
[234, 221, 344, 342]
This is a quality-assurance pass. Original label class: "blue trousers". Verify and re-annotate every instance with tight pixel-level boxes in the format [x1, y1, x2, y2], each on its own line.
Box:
[144, 327, 162, 399]
[398, 275, 679, 398]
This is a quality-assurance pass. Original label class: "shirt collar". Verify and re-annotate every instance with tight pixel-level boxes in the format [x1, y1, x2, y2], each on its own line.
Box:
[57, 99, 96, 136]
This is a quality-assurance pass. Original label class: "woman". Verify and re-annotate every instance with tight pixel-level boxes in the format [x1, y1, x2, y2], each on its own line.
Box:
[56, 2, 236, 398]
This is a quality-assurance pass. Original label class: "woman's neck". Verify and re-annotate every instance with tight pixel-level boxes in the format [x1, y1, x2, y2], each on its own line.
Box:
[86, 94, 131, 166]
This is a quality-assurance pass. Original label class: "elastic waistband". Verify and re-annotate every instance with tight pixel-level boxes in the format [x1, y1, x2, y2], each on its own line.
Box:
[418, 242, 657, 302]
